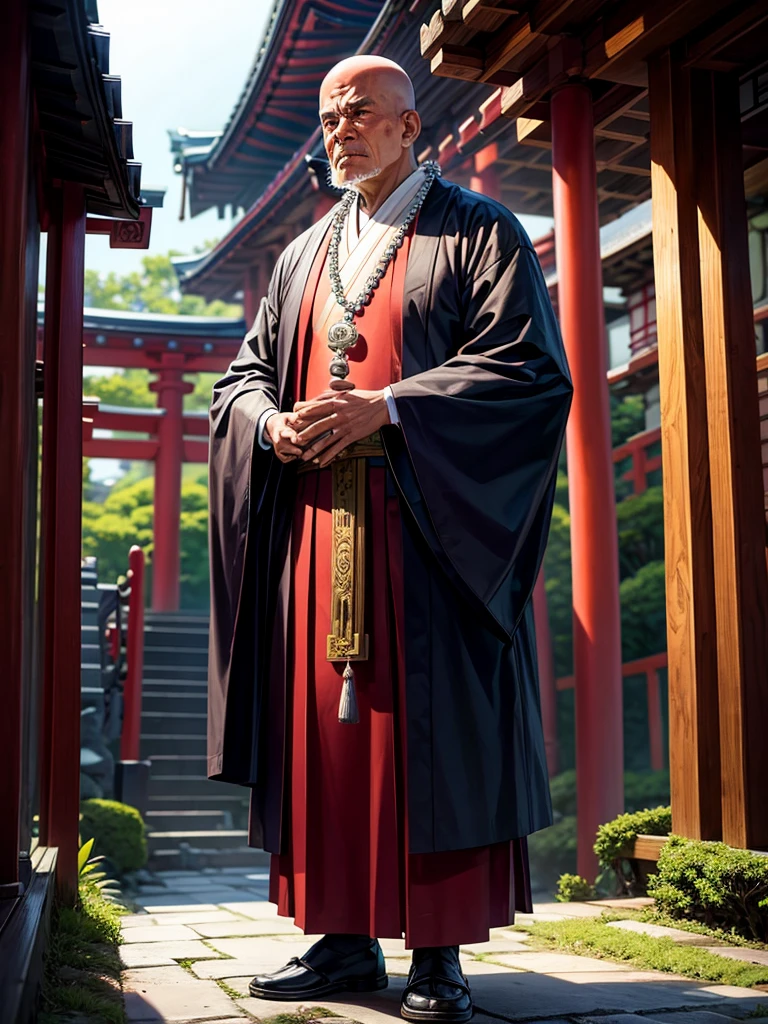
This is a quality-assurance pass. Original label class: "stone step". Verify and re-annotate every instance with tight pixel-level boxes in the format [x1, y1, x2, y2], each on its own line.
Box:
[148, 775, 243, 799]
[143, 666, 208, 682]
[144, 626, 210, 650]
[142, 647, 209, 669]
[142, 692, 208, 716]
[148, 755, 209, 777]
[141, 711, 207, 736]
[146, 793, 248, 815]
[142, 677, 208, 692]
[144, 612, 210, 629]
[147, 829, 251, 852]
[144, 809, 232, 832]
[141, 735, 208, 758]
[147, 845, 269, 871]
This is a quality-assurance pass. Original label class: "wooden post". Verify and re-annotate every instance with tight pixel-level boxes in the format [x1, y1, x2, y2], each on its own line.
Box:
[471, 143, 501, 201]
[693, 70, 768, 849]
[0, 0, 31, 895]
[41, 183, 87, 902]
[150, 355, 193, 611]
[121, 546, 145, 762]
[648, 48, 721, 840]
[551, 83, 624, 880]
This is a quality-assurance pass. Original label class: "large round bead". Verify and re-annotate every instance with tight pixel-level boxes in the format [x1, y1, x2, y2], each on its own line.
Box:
[327, 320, 359, 351]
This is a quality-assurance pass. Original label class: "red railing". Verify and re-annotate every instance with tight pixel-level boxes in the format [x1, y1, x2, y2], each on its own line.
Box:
[613, 426, 662, 496]
[120, 546, 145, 762]
[556, 651, 668, 771]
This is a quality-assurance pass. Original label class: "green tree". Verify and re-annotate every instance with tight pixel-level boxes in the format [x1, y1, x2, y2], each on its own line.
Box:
[82, 474, 210, 608]
[83, 368, 153, 407]
[83, 251, 242, 318]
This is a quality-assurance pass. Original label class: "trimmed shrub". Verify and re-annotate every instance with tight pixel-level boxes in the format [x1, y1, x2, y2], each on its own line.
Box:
[80, 798, 147, 875]
[594, 805, 671, 895]
[648, 835, 768, 943]
[556, 873, 595, 902]
[594, 805, 672, 867]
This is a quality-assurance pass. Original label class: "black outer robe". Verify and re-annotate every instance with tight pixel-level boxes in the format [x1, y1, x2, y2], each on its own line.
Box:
[207, 176, 573, 856]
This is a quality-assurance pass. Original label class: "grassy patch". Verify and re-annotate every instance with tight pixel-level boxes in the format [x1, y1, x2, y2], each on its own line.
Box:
[40, 878, 126, 1024]
[521, 917, 768, 988]
[261, 1011, 338, 1024]
[215, 977, 244, 1000]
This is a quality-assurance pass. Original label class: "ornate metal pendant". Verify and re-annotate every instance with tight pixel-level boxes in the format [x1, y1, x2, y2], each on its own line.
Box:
[327, 319, 359, 380]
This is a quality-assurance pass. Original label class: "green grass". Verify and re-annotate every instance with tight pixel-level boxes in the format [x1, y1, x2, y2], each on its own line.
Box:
[261, 1011, 338, 1024]
[40, 878, 126, 1024]
[519, 916, 768, 988]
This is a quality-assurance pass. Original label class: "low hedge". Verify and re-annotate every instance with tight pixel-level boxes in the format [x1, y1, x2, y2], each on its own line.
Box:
[80, 798, 147, 875]
[594, 805, 672, 867]
[648, 834, 768, 943]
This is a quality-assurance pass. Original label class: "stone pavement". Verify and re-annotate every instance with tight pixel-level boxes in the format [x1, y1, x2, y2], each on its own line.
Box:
[120, 870, 768, 1024]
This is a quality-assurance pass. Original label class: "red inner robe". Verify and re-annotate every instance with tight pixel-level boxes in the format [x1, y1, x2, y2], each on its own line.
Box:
[269, 221, 533, 947]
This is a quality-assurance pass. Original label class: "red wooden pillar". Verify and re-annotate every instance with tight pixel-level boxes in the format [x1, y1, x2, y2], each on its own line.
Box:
[551, 83, 623, 880]
[0, 0, 31, 895]
[40, 183, 87, 902]
[150, 354, 193, 610]
[470, 143, 501, 201]
[533, 571, 559, 777]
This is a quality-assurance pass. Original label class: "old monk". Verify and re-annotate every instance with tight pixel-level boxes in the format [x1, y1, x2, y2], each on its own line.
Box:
[207, 54, 572, 1023]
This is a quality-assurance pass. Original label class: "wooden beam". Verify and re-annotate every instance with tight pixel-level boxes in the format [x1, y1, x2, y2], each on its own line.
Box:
[693, 69, 768, 850]
[648, 48, 721, 841]
[500, 38, 582, 119]
[431, 44, 484, 80]
[586, 0, 733, 85]
[462, 0, 520, 34]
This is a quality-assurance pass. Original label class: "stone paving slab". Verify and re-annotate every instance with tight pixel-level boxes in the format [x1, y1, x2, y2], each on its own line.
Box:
[122, 925, 203, 944]
[189, 938, 314, 978]
[530, 901, 608, 918]
[135, 897, 224, 911]
[218, 901, 279, 919]
[124, 966, 199, 987]
[123, 911, 245, 928]
[700, 946, 768, 966]
[191, 917, 303, 938]
[460, 930, 532, 955]
[119, 940, 224, 969]
[588, 897, 655, 911]
[607, 919, 714, 945]
[125, 978, 245, 1022]
[646, 1012, 758, 1024]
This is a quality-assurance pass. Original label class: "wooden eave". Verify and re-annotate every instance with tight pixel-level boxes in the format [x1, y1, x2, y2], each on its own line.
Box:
[416, 0, 768, 222]
[184, 0, 382, 217]
[30, 0, 142, 219]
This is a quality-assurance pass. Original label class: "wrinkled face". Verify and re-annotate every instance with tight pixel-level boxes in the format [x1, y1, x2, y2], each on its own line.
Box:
[319, 69, 416, 187]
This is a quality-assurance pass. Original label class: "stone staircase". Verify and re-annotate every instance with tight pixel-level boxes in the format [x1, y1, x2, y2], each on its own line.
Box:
[140, 611, 266, 871]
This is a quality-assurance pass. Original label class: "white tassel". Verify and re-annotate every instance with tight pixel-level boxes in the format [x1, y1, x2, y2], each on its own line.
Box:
[338, 661, 359, 724]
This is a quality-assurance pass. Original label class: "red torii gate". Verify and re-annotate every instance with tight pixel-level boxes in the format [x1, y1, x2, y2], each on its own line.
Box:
[39, 309, 244, 610]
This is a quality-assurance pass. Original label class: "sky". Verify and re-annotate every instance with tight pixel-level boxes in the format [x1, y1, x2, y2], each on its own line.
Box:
[84, 0, 552, 279]
[85, 0, 274, 277]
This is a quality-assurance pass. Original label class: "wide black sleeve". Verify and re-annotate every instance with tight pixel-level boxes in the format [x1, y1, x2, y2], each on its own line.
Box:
[387, 243, 572, 639]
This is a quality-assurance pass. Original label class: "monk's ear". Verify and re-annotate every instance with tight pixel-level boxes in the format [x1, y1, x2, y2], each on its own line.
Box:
[401, 109, 422, 149]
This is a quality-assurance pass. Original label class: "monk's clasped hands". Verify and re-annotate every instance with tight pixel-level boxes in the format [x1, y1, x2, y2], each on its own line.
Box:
[291, 387, 390, 468]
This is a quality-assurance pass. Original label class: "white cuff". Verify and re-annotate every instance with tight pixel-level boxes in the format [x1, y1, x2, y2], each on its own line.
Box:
[383, 386, 399, 426]
[257, 407, 279, 450]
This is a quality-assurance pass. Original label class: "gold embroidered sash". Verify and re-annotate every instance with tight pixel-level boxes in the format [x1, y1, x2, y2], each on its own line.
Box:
[296, 433, 383, 663]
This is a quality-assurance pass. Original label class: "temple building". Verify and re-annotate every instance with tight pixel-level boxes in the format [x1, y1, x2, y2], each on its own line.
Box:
[170, 0, 768, 882]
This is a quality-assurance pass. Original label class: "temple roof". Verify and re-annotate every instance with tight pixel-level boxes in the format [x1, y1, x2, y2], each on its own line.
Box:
[31, 0, 145, 218]
[173, 0, 382, 218]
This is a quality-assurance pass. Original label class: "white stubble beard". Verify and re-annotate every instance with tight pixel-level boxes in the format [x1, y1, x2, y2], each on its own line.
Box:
[330, 163, 382, 190]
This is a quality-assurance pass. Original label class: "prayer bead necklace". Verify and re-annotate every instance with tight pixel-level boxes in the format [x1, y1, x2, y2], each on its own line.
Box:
[326, 161, 441, 381]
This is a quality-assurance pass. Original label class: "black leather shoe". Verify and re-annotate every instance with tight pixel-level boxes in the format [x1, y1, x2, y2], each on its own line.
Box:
[401, 946, 473, 1022]
[249, 934, 387, 1000]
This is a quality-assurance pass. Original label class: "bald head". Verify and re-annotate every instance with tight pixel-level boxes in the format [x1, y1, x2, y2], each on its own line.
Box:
[319, 55, 421, 190]
[320, 55, 416, 114]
